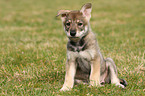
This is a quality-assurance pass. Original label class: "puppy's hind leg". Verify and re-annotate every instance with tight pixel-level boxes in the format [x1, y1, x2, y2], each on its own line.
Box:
[105, 58, 127, 88]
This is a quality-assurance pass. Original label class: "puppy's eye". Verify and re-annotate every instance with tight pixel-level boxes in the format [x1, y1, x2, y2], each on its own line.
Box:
[78, 23, 83, 26]
[66, 22, 70, 26]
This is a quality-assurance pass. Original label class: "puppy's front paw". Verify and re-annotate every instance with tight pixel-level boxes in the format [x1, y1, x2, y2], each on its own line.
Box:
[90, 80, 100, 87]
[60, 86, 71, 91]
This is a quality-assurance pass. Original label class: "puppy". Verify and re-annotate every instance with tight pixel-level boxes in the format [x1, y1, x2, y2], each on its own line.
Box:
[57, 3, 127, 91]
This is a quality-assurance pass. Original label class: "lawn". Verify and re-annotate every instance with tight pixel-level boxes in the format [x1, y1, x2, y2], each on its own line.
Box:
[0, 0, 144, 95]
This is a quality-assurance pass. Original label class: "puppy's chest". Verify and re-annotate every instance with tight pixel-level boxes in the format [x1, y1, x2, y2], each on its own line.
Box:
[67, 41, 87, 52]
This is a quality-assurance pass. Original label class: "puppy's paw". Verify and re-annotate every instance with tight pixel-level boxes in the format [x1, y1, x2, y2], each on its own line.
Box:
[60, 86, 71, 91]
[90, 80, 100, 87]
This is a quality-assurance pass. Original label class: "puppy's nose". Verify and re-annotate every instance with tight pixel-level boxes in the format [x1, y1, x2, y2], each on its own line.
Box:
[70, 30, 76, 36]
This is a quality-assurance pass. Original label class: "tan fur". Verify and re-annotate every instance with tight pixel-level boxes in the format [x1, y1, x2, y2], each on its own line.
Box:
[89, 56, 101, 86]
[57, 3, 127, 91]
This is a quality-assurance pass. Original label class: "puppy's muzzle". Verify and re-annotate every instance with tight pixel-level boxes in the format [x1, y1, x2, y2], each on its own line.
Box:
[70, 30, 76, 37]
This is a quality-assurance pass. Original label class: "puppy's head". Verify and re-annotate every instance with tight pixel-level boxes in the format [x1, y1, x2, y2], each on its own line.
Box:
[57, 3, 92, 41]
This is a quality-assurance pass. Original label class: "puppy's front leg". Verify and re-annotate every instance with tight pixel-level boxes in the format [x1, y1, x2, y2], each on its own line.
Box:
[89, 56, 101, 86]
[60, 51, 78, 91]
[79, 50, 101, 86]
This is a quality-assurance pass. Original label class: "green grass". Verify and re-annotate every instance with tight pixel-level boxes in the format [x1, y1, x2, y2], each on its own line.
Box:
[0, 0, 144, 95]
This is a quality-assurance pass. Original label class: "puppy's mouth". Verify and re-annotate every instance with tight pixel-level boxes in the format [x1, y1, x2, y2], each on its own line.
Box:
[68, 36, 80, 41]
[69, 36, 79, 38]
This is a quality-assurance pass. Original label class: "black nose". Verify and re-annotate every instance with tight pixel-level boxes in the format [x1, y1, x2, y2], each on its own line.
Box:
[70, 30, 76, 36]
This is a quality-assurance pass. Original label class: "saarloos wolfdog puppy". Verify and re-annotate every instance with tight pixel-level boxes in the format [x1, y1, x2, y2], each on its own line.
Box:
[57, 3, 127, 91]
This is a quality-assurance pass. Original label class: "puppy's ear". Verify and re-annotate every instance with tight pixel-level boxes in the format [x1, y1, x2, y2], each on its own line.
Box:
[56, 10, 70, 22]
[80, 3, 92, 20]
